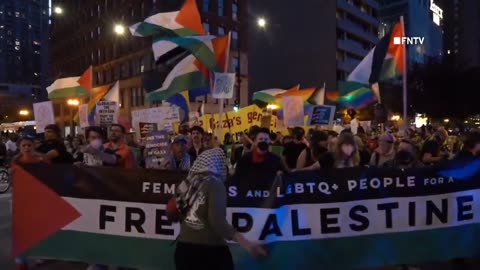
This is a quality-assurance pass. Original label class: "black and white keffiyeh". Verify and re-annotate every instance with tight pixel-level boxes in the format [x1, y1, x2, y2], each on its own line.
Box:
[175, 147, 227, 215]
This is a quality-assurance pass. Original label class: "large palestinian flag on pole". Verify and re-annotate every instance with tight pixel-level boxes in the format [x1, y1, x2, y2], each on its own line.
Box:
[339, 21, 406, 108]
[12, 159, 480, 270]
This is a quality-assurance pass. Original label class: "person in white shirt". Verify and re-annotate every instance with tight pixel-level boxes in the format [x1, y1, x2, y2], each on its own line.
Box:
[6, 134, 18, 154]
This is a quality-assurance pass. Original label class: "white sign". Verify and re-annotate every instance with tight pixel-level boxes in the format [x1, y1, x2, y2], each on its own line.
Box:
[430, 0, 443, 25]
[33, 101, 55, 133]
[211, 72, 235, 99]
[131, 106, 180, 137]
[78, 104, 89, 128]
[282, 96, 305, 127]
[96, 101, 118, 127]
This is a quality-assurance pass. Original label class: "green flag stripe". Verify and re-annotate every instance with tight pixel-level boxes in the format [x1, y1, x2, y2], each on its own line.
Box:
[47, 86, 88, 99]
[146, 72, 207, 102]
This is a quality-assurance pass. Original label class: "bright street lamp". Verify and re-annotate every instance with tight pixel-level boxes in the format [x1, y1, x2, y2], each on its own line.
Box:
[19, 110, 29, 116]
[444, 118, 450, 123]
[54, 6, 63, 15]
[114, 24, 126, 35]
[67, 99, 80, 106]
[257, 17, 267, 28]
[391, 115, 401, 121]
[266, 104, 279, 110]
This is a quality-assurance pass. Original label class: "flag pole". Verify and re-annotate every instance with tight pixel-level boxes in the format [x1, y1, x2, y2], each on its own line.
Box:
[400, 16, 408, 129]
[216, 32, 232, 145]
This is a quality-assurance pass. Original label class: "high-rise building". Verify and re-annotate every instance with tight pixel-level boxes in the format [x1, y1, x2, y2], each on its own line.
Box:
[441, 0, 480, 70]
[0, 0, 50, 120]
[379, 0, 443, 65]
[248, 0, 380, 98]
[51, 0, 247, 129]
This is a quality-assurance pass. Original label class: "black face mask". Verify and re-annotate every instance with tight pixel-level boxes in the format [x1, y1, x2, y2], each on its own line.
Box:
[257, 142, 269, 152]
[396, 150, 413, 164]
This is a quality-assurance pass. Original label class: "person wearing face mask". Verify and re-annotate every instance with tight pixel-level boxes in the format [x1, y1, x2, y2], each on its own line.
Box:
[334, 133, 360, 168]
[234, 128, 289, 183]
[370, 133, 396, 167]
[81, 126, 106, 167]
[455, 131, 480, 160]
[384, 140, 423, 169]
[282, 127, 307, 169]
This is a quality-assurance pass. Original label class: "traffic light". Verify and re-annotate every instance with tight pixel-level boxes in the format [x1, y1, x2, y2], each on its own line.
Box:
[233, 99, 239, 112]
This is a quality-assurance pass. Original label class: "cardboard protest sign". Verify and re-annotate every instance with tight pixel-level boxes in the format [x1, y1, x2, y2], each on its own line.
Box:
[308, 105, 336, 127]
[33, 101, 55, 133]
[211, 72, 235, 99]
[96, 101, 118, 127]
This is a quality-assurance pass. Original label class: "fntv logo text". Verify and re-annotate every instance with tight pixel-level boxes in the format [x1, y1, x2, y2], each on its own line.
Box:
[393, 37, 425, 45]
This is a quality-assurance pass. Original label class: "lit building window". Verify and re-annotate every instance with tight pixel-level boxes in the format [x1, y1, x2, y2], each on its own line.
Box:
[15, 12, 19, 17]
[232, 30, 239, 49]
[33, 41, 41, 45]
[203, 0, 210, 12]
[218, 0, 224, 16]
[14, 46, 19, 50]
[232, 2, 238, 21]
[218, 26, 225, 35]
[203, 22, 210, 34]
[233, 57, 239, 73]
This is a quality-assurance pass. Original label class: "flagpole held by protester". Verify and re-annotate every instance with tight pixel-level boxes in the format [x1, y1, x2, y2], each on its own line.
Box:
[216, 32, 232, 141]
[400, 16, 408, 130]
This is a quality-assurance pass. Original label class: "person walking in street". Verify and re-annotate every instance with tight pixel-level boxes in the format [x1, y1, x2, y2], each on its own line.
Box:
[172, 148, 266, 270]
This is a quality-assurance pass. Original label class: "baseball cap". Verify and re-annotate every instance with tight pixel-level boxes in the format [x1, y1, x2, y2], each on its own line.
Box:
[172, 135, 188, 145]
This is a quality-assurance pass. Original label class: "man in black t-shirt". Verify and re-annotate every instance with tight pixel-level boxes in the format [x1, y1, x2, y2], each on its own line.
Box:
[282, 127, 307, 169]
[37, 124, 73, 164]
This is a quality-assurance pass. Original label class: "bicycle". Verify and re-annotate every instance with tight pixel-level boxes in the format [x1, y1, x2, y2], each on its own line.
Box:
[0, 166, 11, 193]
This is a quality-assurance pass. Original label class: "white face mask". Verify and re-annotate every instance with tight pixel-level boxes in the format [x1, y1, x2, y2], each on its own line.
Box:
[342, 144, 354, 156]
[90, 139, 103, 149]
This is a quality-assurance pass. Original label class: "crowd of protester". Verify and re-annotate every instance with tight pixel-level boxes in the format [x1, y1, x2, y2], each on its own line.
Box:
[4, 122, 480, 270]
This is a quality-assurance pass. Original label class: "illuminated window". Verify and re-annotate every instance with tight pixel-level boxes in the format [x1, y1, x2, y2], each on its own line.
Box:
[15, 12, 19, 17]
[203, 22, 210, 33]
[232, 3, 238, 20]
[33, 41, 41, 45]
[218, 0, 224, 16]
[203, 0, 210, 12]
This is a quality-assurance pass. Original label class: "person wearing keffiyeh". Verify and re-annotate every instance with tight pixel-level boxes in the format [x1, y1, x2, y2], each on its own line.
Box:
[173, 148, 266, 270]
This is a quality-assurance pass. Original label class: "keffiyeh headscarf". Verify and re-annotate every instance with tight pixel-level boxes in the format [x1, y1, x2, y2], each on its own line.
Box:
[175, 148, 227, 214]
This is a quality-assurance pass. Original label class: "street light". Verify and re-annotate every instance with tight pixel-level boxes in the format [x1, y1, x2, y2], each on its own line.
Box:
[444, 118, 450, 123]
[114, 24, 125, 35]
[266, 104, 279, 111]
[67, 99, 80, 136]
[257, 17, 267, 28]
[391, 115, 401, 121]
[54, 6, 63, 15]
[19, 110, 29, 116]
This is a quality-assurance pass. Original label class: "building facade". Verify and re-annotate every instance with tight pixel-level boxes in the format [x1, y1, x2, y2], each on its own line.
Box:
[441, 0, 480, 70]
[248, 0, 380, 99]
[336, 0, 380, 82]
[0, 0, 50, 122]
[51, 0, 247, 132]
[379, 0, 443, 65]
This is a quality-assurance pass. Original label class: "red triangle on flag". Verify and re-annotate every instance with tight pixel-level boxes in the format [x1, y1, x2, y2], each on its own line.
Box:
[77, 66, 93, 92]
[12, 165, 81, 257]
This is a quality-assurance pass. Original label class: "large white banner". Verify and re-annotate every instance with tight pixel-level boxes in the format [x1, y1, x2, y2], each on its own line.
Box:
[33, 101, 55, 133]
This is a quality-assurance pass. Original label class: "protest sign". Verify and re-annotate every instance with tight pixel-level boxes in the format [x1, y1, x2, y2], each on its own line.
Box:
[33, 101, 55, 133]
[78, 104, 89, 128]
[211, 72, 235, 99]
[96, 101, 118, 127]
[308, 105, 336, 126]
[282, 96, 304, 127]
[14, 159, 480, 270]
[144, 131, 169, 169]
[139, 122, 158, 138]
[131, 106, 180, 137]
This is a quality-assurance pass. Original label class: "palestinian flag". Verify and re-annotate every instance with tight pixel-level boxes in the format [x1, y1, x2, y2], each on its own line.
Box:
[129, 0, 205, 38]
[338, 21, 405, 108]
[47, 77, 88, 99]
[145, 35, 230, 102]
[347, 21, 405, 85]
[252, 85, 300, 107]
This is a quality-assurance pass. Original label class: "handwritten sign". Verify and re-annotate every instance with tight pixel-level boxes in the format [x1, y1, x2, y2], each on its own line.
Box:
[131, 106, 180, 138]
[139, 122, 158, 138]
[96, 101, 118, 127]
[282, 96, 305, 127]
[33, 101, 55, 133]
[211, 72, 235, 99]
[78, 104, 89, 128]
[144, 130, 170, 169]
[308, 105, 336, 126]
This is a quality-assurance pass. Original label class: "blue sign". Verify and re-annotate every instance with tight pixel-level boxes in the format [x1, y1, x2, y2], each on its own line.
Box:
[308, 105, 335, 126]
